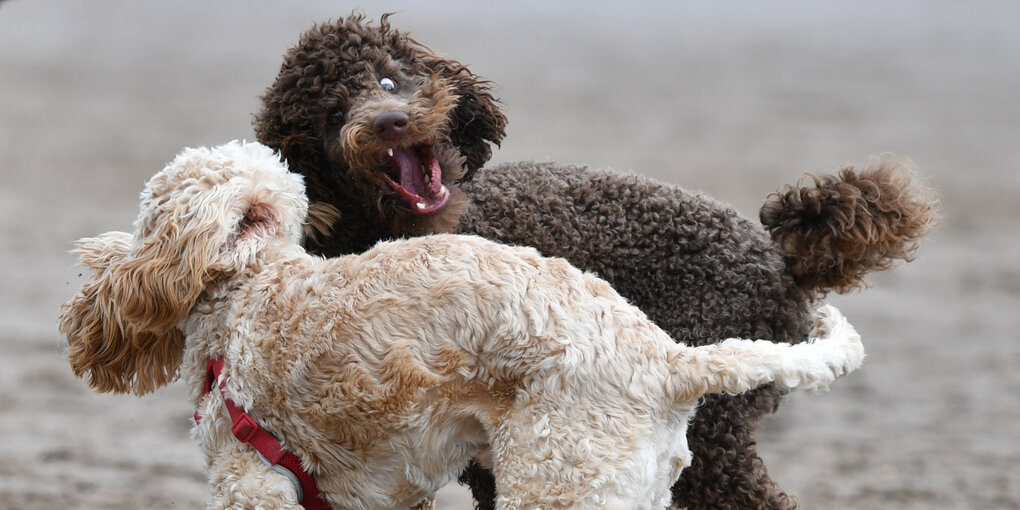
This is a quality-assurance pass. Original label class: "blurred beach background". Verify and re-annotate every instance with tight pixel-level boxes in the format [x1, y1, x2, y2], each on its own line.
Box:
[1, 1, 1018, 508]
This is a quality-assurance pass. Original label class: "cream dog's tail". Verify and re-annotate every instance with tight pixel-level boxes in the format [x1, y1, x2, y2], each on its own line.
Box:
[670, 305, 864, 401]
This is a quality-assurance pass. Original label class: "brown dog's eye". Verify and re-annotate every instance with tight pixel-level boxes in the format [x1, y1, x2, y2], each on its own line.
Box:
[380, 77, 396, 92]
[328, 110, 344, 125]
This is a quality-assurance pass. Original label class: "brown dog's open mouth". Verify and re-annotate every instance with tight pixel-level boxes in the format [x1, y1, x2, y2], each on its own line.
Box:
[382, 142, 449, 214]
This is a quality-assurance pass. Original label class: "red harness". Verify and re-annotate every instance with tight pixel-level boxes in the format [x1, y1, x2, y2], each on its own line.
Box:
[195, 358, 331, 510]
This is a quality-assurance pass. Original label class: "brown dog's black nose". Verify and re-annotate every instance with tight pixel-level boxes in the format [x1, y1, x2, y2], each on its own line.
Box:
[373, 110, 409, 142]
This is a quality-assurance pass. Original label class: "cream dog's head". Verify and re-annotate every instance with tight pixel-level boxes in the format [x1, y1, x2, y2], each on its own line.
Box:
[59, 141, 307, 395]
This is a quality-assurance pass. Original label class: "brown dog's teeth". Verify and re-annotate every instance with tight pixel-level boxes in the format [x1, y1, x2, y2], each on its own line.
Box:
[387, 148, 394, 157]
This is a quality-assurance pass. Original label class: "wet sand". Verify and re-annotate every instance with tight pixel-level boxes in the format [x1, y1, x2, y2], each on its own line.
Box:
[1, 1, 1018, 508]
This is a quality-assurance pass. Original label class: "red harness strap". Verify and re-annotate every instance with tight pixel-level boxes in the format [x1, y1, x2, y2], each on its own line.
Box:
[195, 358, 331, 510]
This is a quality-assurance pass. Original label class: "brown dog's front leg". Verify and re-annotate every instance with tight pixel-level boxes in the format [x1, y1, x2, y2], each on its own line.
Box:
[458, 460, 498, 510]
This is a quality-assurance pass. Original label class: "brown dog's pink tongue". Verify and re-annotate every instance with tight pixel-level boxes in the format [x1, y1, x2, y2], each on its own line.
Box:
[383, 145, 449, 214]
[391, 147, 425, 196]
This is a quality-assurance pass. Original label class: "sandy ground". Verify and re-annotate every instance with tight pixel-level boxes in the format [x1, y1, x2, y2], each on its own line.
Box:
[2, 1, 1018, 508]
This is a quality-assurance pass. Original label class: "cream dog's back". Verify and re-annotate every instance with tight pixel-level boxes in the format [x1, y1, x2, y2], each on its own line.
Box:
[191, 234, 677, 507]
[190, 233, 860, 509]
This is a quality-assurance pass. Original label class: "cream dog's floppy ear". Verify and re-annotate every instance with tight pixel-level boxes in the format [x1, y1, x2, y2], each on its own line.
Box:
[60, 141, 305, 395]
[60, 202, 228, 394]
[59, 231, 189, 395]
[60, 157, 224, 395]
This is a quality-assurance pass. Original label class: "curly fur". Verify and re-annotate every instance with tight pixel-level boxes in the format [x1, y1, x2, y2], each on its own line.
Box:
[254, 14, 506, 256]
[454, 164, 815, 509]
[252, 15, 938, 510]
[760, 159, 940, 295]
[59, 141, 865, 509]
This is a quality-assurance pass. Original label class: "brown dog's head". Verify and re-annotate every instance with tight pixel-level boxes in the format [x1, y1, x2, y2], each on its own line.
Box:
[254, 14, 507, 253]
[59, 141, 307, 395]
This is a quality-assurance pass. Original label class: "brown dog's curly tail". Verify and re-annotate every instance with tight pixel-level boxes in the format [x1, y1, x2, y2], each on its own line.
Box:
[760, 158, 939, 297]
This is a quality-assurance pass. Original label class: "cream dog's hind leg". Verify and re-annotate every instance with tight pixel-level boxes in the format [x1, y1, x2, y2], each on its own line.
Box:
[485, 306, 862, 510]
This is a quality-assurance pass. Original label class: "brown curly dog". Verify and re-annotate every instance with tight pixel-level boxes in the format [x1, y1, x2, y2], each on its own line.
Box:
[253, 14, 939, 510]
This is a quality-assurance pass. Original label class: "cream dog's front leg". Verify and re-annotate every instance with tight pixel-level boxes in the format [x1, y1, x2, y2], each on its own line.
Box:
[205, 444, 304, 510]
[205, 443, 437, 510]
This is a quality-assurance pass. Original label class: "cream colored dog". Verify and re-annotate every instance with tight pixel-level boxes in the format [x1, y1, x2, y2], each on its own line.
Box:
[60, 141, 864, 510]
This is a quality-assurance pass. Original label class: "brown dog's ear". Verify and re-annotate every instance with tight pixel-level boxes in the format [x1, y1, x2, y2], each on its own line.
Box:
[59, 225, 213, 395]
[416, 47, 508, 180]
[253, 83, 325, 180]
[252, 20, 337, 181]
